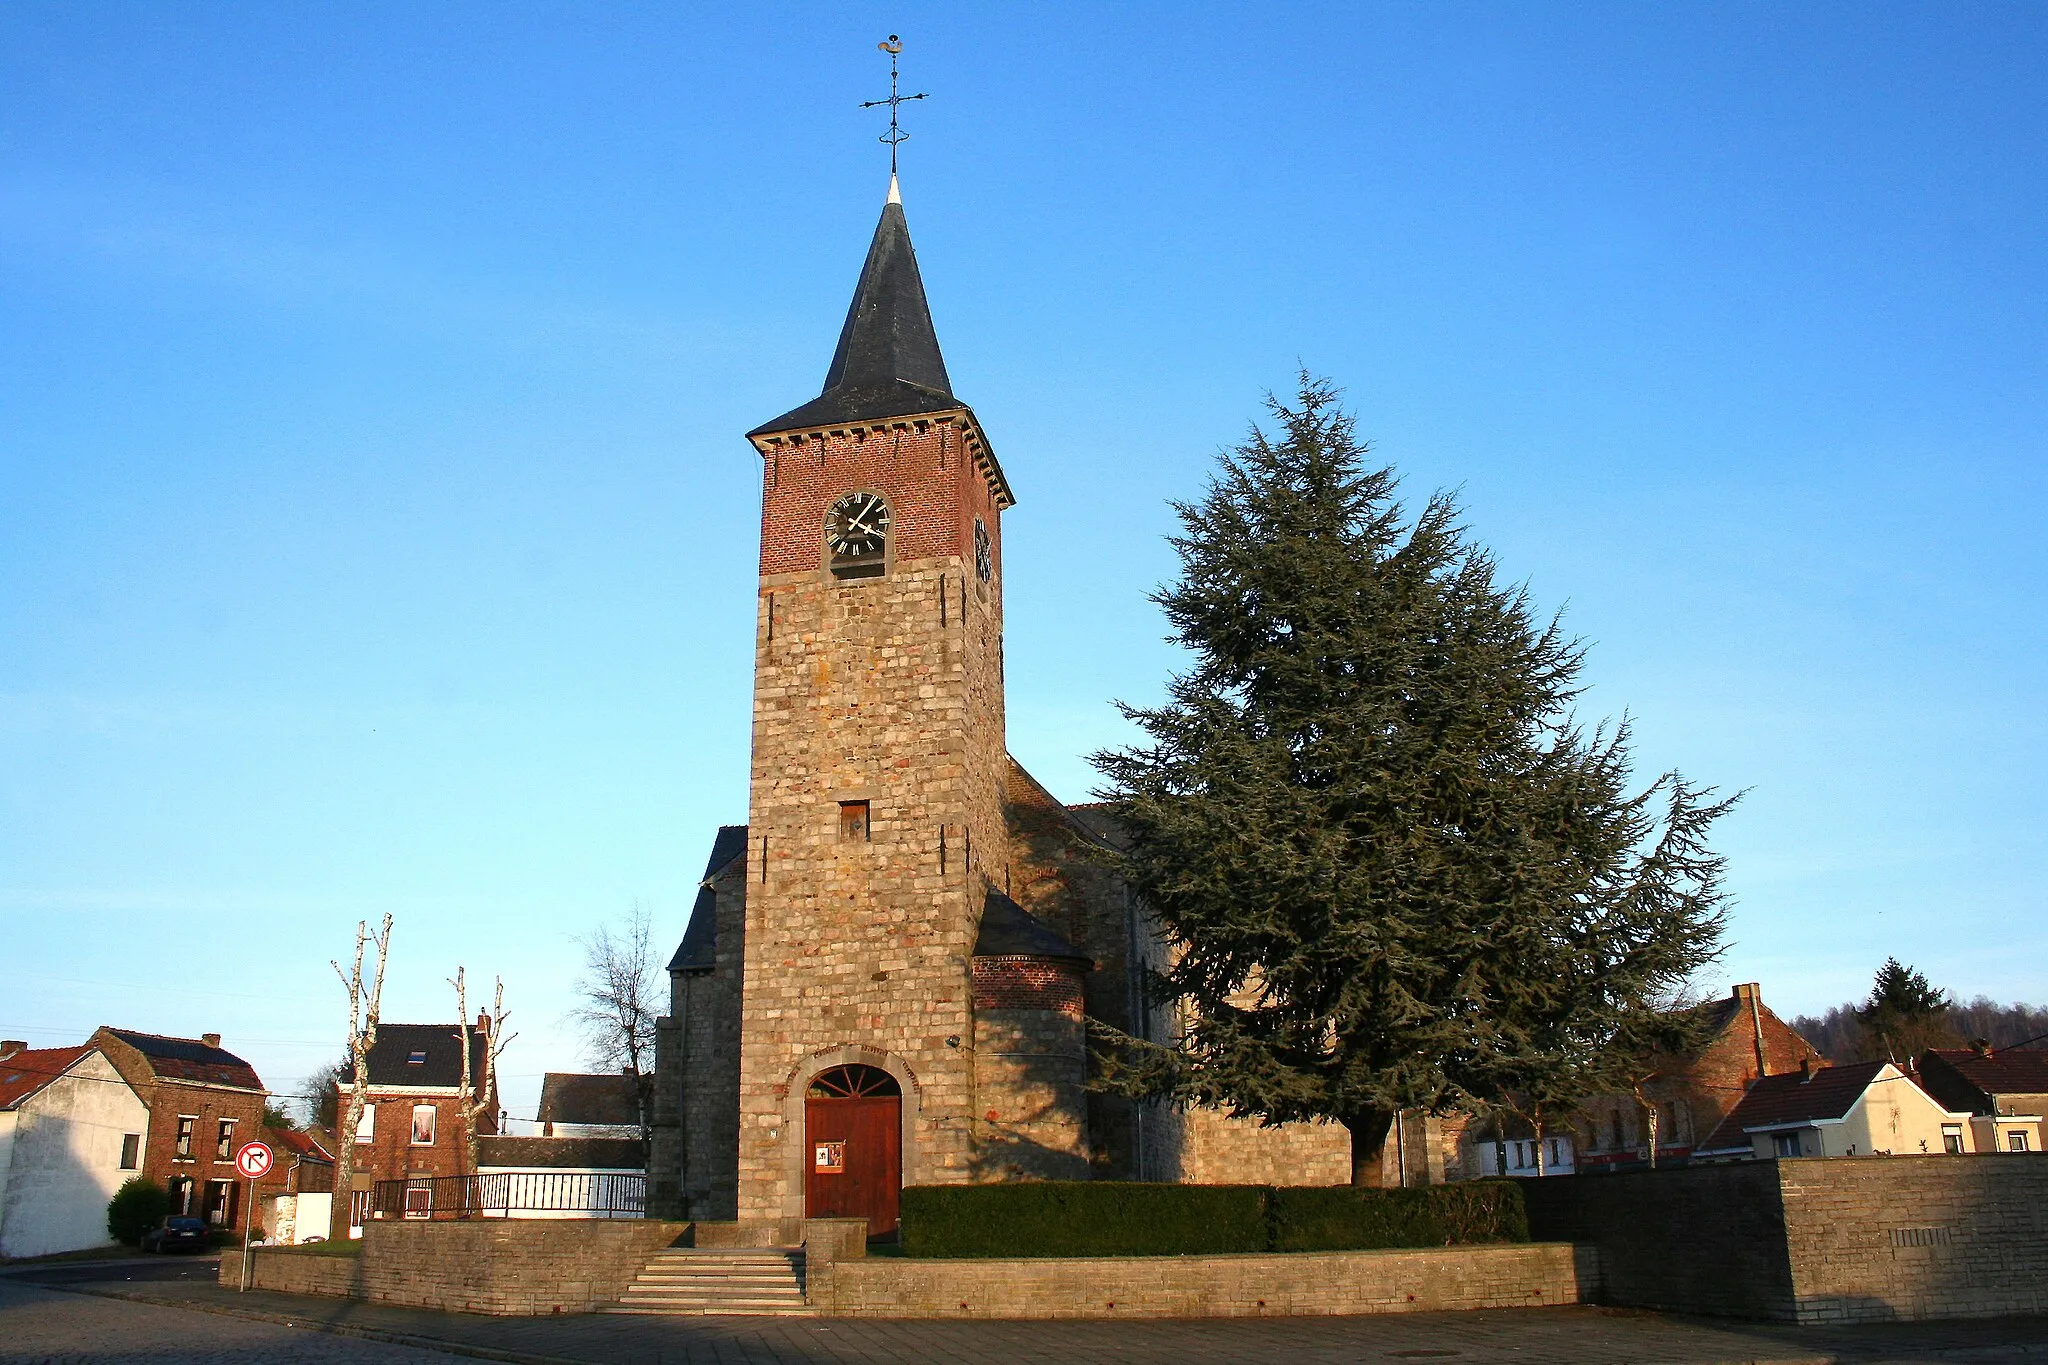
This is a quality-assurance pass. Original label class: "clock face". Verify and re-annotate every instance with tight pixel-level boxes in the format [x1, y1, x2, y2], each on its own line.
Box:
[973, 518, 993, 583]
[826, 492, 890, 563]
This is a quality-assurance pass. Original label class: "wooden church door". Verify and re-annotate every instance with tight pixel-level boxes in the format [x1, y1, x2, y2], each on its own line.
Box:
[804, 1064, 902, 1236]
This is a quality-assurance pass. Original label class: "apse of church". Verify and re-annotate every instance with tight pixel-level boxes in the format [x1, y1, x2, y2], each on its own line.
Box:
[648, 180, 1352, 1229]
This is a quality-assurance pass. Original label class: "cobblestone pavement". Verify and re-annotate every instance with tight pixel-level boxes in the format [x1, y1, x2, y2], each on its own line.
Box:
[0, 1277, 475, 1364]
[8, 1259, 2048, 1364]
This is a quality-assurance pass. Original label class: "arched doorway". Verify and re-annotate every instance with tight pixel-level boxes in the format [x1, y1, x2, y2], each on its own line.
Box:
[804, 1064, 902, 1236]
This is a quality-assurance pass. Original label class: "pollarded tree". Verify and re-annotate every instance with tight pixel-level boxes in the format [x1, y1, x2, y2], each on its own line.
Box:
[1090, 376, 1733, 1183]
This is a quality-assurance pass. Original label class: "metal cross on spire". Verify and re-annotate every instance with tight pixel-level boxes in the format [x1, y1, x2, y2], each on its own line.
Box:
[860, 35, 927, 177]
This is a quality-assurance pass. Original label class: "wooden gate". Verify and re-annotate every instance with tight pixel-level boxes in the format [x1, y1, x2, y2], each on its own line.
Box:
[803, 1064, 902, 1236]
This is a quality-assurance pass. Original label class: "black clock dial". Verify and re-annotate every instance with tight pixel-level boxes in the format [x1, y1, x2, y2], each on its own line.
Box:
[826, 492, 890, 561]
[973, 518, 993, 583]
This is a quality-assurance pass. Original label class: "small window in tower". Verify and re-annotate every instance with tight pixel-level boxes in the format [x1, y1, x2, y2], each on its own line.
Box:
[825, 492, 890, 580]
[839, 801, 871, 842]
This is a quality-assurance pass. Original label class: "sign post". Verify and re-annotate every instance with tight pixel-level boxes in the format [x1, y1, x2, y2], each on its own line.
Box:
[234, 1141, 274, 1292]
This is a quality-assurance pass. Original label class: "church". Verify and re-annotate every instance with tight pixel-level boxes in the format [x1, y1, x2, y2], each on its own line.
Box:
[646, 177, 1440, 1234]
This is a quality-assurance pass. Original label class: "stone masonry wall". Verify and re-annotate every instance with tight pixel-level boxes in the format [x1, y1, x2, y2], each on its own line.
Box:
[219, 1247, 364, 1300]
[738, 418, 1013, 1222]
[354, 1219, 690, 1315]
[809, 1242, 1595, 1318]
[1525, 1154, 2048, 1323]
[973, 1005, 1089, 1181]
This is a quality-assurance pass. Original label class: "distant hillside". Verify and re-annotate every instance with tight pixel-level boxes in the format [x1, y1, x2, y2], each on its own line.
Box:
[1791, 996, 2048, 1065]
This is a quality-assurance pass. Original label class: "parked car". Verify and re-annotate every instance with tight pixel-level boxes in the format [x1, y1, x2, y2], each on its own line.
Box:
[140, 1216, 210, 1253]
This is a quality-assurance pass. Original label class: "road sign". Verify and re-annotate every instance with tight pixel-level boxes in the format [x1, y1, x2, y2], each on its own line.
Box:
[235, 1141, 274, 1179]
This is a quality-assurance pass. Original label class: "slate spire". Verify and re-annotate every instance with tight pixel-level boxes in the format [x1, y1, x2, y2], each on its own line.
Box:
[750, 182, 960, 436]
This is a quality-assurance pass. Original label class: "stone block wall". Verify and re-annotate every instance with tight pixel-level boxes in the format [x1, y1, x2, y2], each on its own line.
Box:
[350, 1219, 691, 1315]
[973, 1002, 1089, 1181]
[808, 1242, 1595, 1318]
[219, 1247, 364, 1299]
[1525, 1153, 2048, 1322]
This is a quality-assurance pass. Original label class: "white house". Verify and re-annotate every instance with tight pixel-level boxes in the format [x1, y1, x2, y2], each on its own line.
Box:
[0, 1042, 152, 1259]
[1693, 1059, 1979, 1161]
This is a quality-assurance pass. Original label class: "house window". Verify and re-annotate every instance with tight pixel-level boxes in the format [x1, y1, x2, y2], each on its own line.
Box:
[204, 1178, 236, 1227]
[175, 1116, 196, 1159]
[216, 1119, 235, 1160]
[1549, 1138, 1565, 1169]
[839, 800, 871, 842]
[1942, 1125, 1964, 1155]
[1773, 1131, 1802, 1158]
[2010, 1131, 2031, 1153]
[356, 1104, 375, 1143]
[407, 1050, 427, 1066]
[120, 1133, 141, 1170]
[411, 1105, 437, 1146]
[168, 1176, 194, 1215]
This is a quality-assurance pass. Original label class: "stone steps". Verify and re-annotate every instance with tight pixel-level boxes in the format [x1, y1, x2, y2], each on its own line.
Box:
[604, 1247, 810, 1316]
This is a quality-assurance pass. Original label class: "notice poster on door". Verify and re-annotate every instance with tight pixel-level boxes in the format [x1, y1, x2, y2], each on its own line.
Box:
[814, 1141, 845, 1173]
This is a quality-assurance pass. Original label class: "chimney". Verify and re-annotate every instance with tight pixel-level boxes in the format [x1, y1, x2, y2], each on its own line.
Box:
[1800, 1057, 1814, 1082]
[0, 1040, 24, 1060]
[1972, 1038, 1994, 1058]
[476, 1012, 490, 1032]
[201, 1033, 222, 1049]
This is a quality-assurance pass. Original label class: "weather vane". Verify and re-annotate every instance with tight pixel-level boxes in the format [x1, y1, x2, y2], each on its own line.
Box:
[860, 35, 927, 177]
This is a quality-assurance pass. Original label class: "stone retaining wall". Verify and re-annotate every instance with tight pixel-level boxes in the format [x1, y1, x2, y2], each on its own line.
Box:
[358, 1220, 689, 1315]
[807, 1242, 1594, 1318]
[219, 1248, 363, 1299]
[1524, 1153, 2048, 1323]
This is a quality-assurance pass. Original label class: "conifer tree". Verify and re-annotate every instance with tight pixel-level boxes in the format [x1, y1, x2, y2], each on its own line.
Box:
[1091, 376, 1734, 1183]
[1857, 958, 1959, 1063]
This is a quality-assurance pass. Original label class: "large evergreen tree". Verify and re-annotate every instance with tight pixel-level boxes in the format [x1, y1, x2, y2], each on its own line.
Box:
[1091, 377, 1734, 1183]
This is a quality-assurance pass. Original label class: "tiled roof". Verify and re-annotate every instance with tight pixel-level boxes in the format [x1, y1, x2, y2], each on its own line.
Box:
[103, 1029, 266, 1091]
[344, 1023, 490, 1090]
[1916, 1048, 2048, 1114]
[478, 1136, 645, 1170]
[1696, 1061, 1896, 1151]
[0, 1045, 92, 1110]
[267, 1127, 334, 1163]
[537, 1072, 642, 1128]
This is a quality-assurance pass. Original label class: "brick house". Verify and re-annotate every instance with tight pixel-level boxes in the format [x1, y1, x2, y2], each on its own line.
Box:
[341, 1019, 497, 1220]
[1913, 1043, 2047, 1155]
[1691, 1058, 1977, 1160]
[89, 1027, 271, 1235]
[1451, 983, 1826, 1178]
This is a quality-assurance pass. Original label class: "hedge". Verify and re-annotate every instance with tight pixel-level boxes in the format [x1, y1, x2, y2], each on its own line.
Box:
[1269, 1181, 1528, 1252]
[899, 1179, 1527, 1258]
[901, 1182, 1270, 1258]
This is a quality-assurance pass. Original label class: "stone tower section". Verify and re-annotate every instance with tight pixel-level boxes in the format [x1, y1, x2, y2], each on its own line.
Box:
[734, 182, 1017, 1222]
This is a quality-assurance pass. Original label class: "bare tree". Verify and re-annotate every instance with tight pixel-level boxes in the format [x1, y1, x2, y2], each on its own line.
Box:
[449, 966, 515, 1177]
[329, 914, 392, 1241]
[571, 902, 660, 1144]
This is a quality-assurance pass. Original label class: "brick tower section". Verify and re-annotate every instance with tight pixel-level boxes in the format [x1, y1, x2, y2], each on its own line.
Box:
[736, 414, 1011, 1221]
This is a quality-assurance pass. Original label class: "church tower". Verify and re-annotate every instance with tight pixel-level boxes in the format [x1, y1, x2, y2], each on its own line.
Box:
[732, 177, 1018, 1227]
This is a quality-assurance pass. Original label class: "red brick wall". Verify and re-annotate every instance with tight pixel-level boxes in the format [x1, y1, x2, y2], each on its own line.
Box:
[972, 959, 1084, 1017]
[139, 1084, 271, 1233]
[350, 1092, 492, 1184]
[754, 422, 1003, 582]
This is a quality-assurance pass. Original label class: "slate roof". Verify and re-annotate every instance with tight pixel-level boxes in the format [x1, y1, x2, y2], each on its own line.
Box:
[537, 1072, 642, 1128]
[102, 1028, 266, 1092]
[0, 1045, 92, 1110]
[478, 1136, 646, 1171]
[750, 194, 961, 437]
[974, 889, 1092, 968]
[344, 1022, 490, 1091]
[1916, 1047, 2048, 1115]
[669, 824, 748, 974]
[1695, 1061, 1897, 1151]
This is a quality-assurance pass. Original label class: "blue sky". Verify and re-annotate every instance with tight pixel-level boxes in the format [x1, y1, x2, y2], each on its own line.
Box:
[3, 4, 2043, 1125]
